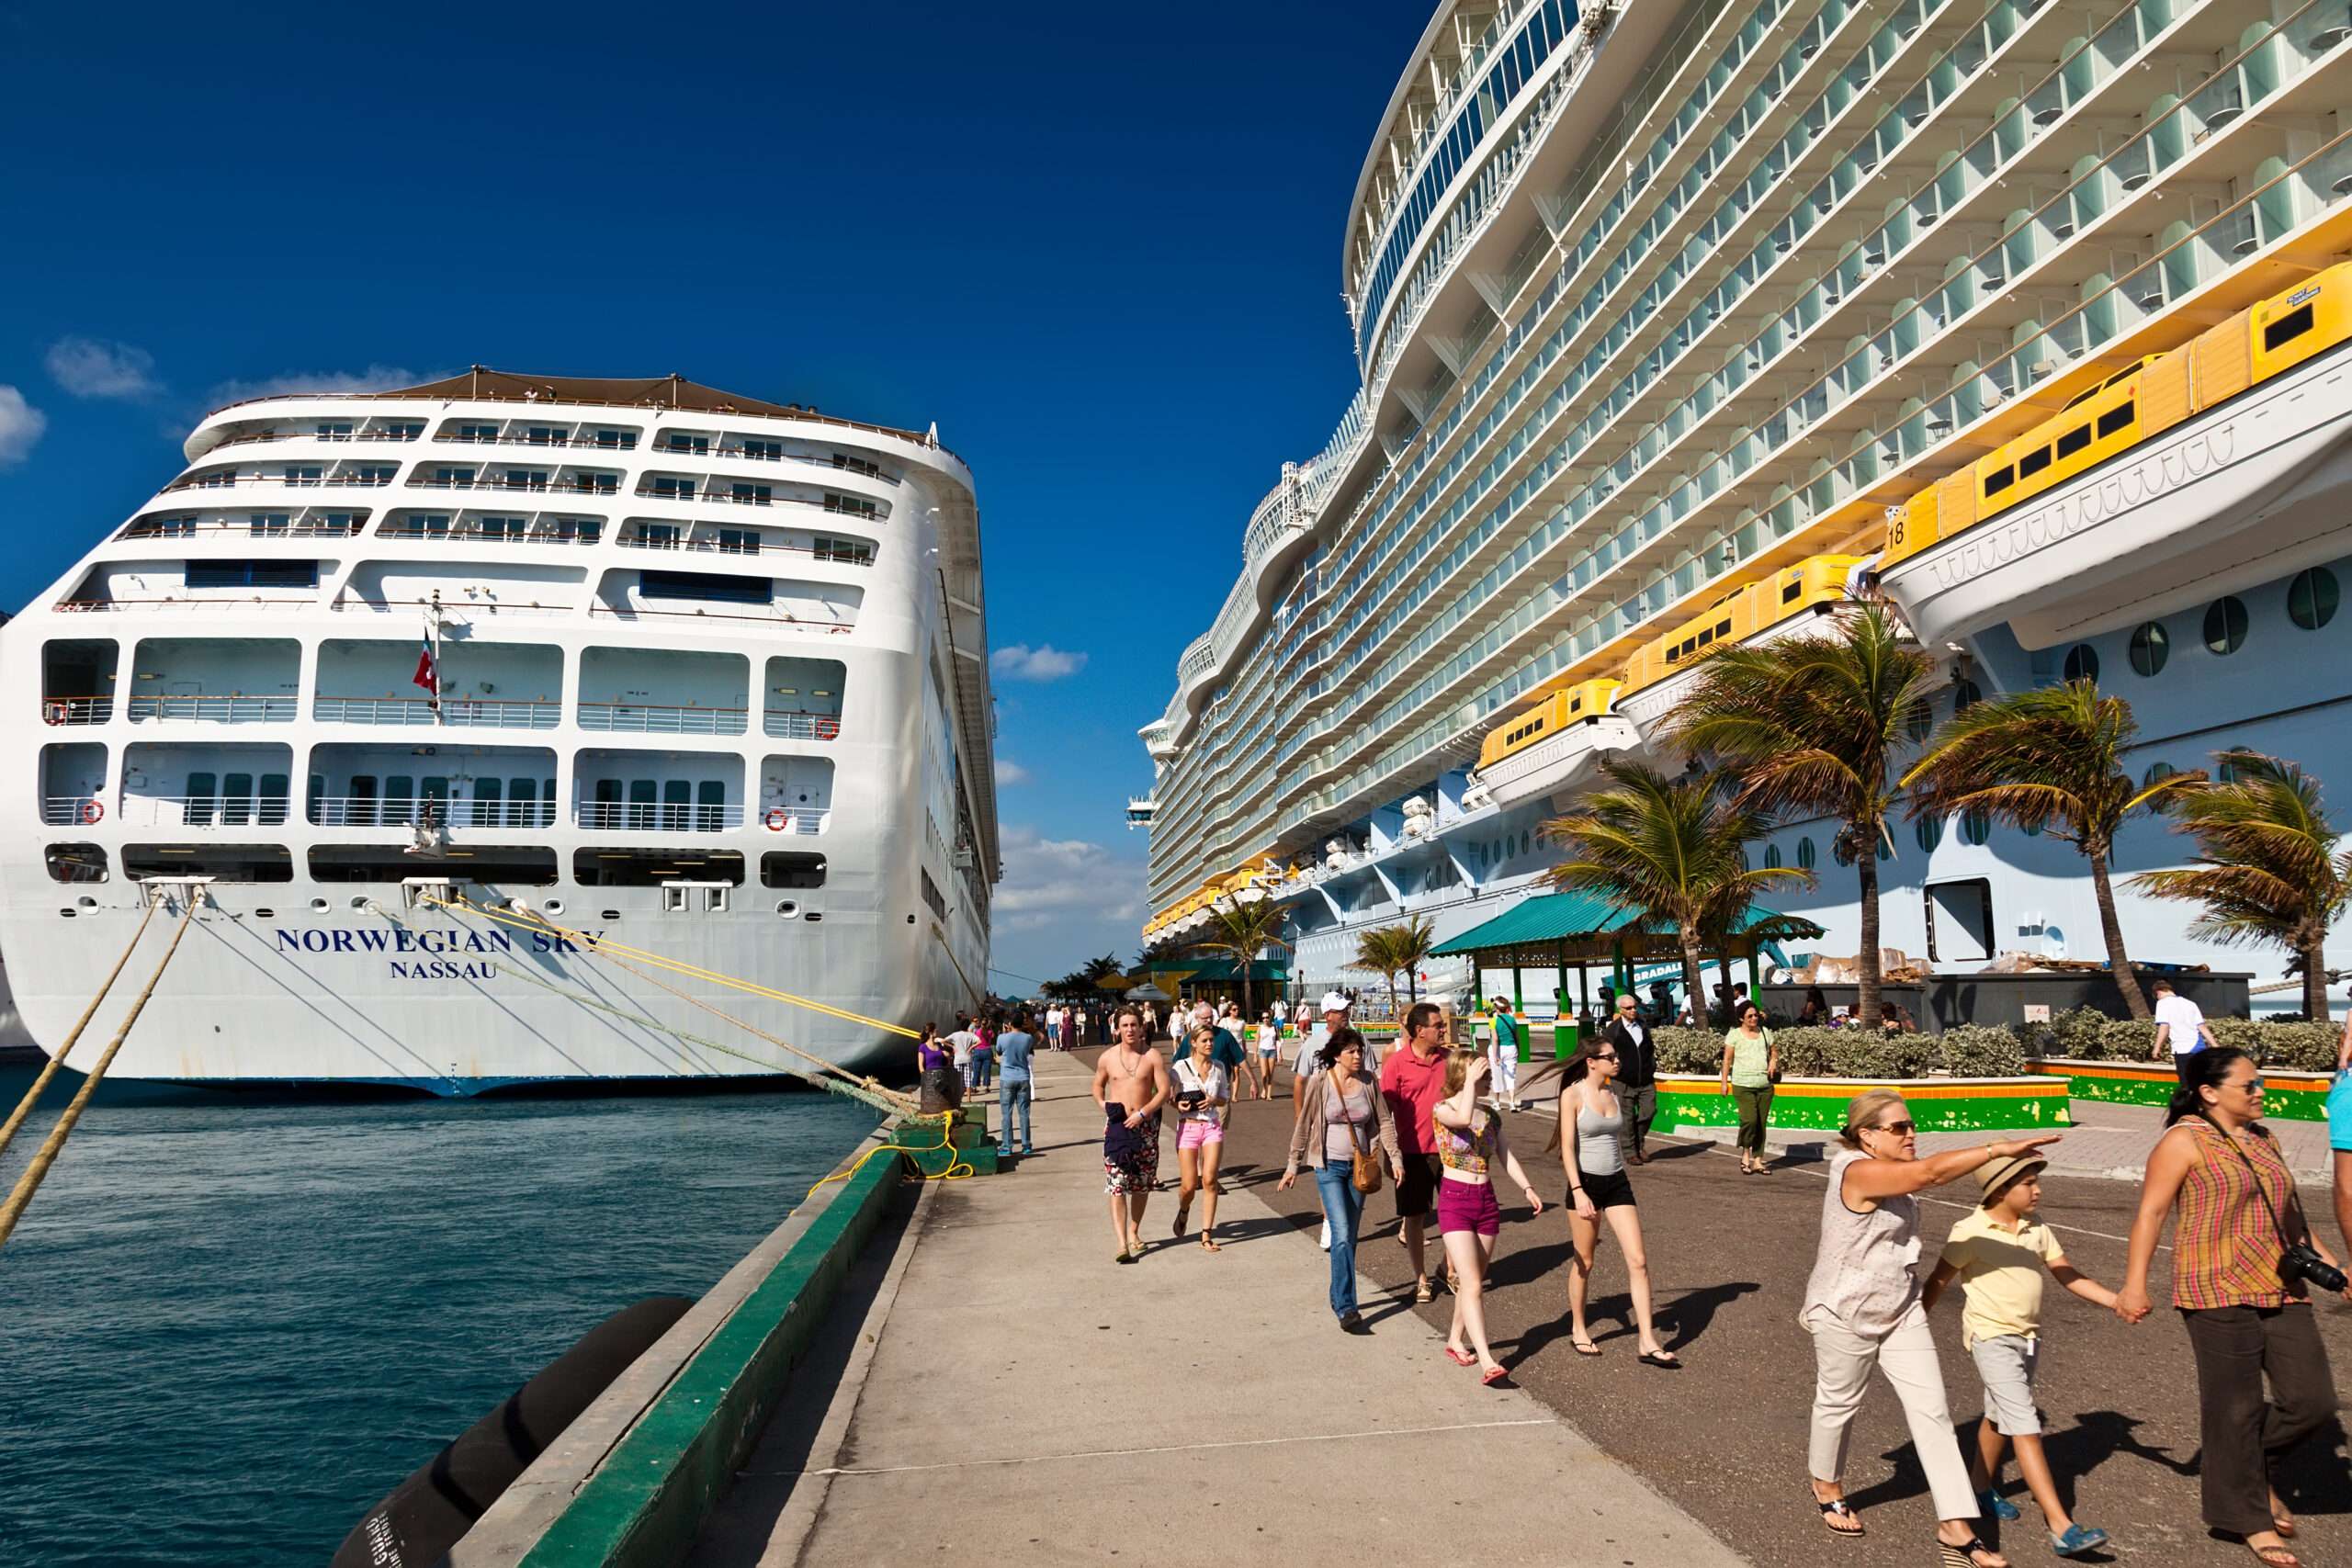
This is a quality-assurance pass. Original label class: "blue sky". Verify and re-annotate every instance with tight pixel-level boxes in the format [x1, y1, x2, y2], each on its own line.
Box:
[0, 0, 1435, 990]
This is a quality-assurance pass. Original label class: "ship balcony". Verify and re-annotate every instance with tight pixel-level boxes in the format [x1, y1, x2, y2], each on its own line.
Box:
[576, 702, 748, 736]
[577, 749, 745, 835]
[117, 513, 370, 543]
[316, 638, 564, 729]
[763, 656, 845, 741]
[579, 647, 748, 737]
[762, 710, 841, 741]
[41, 637, 117, 727]
[307, 795, 556, 829]
[615, 520, 876, 567]
[125, 637, 300, 724]
[376, 513, 606, 548]
[110, 740, 296, 829]
[102, 793, 294, 829]
[306, 743, 559, 833]
[40, 695, 113, 725]
[577, 799, 749, 832]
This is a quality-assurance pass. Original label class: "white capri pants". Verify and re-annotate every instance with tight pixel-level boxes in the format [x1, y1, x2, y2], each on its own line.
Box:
[1487, 1033, 1518, 1100]
[1805, 1300, 1979, 1522]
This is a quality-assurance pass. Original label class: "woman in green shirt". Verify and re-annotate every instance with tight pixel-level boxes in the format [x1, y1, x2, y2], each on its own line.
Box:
[1718, 1002, 1780, 1175]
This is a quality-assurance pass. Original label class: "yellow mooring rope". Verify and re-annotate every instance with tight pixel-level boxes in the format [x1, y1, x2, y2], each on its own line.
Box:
[0, 897, 160, 1164]
[0, 896, 199, 1255]
[806, 1111, 974, 1200]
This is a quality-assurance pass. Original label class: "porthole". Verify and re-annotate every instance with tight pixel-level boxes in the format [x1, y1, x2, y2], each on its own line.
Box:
[310, 897, 330, 913]
[1878, 837, 1893, 862]
[1952, 678, 1982, 713]
[1916, 816, 1944, 852]
[1765, 844, 1783, 870]
[2217, 757, 2242, 784]
[2289, 567, 2339, 630]
[1961, 807, 1992, 846]
[1796, 837, 1817, 870]
[2128, 622, 2168, 677]
[2062, 643, 2098, 683]
[349, 896, 369, 910]
[254, 908, 276, 919]
[2022, 818, 2042, 837]
[2203, 596, 2248, 655]
[543, 897, 566, 916]
[2143, 761, 2176, 788]
[1834, 839, 1855, 866]
[775, 899, 798, 917]
[602, 908, 621, 922]
[1905, 698, 1932, 742]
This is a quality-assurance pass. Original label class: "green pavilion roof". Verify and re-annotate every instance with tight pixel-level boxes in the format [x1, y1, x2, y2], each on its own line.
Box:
[1430, 892, 1822, 966]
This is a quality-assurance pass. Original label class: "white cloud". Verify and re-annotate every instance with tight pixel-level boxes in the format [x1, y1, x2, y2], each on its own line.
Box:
[0, 387, 47, 466]
[993, 758, 1030, 785]
[989, 643, 1087, 682]
[46, 336, 160, 400]
[204, 364, 428, 405]
[994, 824, 1146, 935]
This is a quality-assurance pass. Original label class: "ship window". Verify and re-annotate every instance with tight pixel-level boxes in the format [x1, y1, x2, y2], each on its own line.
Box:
[650, 477, 697, 500]
[479, 515, 524, 540]
[308, 845, 558, 884]
[2264, 303, 2313, 352]
[1764, 844, 1781, 870]
[258, 773, 288, 826]
[2288, 568, 2338, 630]
[1961, 807, 1992, 845]
[741, 439, 784, 460]
[1952, 677, 1981, 712]
[2128, 621, 2169, 676]
[660, 434, 711, 455]
[2018, 447, 2052, 479]
[2143, 761, 2177, 788]
[1782, 579, 1802, 604]
[505, 777, 538, 827]
[696, 781, 725, 831]
[717, 528, 758, 555]
[594, 429, 635, 448]
[761, 852, 828, 889]
[46, 843, 108, 883]
[1916, 815, 1943, 852]
[186, 558, 318, 590]
[571, 849, 744, 886]
[2203, 596, 2248, 655]
[346, 774, 378, 826]
[2054, 426, 2090, 459]
[124, 844, 292, 882]
[185, 772, 218, 825]
[1696, 627, 1713, 648]
[628, 778, 658, 831]
[474, 777, 501, 827]
[1984, 466, 2014, 496]
[1665, 646, 1680, 663]
[384, 775, 414, 823]
[814, 536, 873, 565]
[639, 570, 770, 605]
[2062, 644, 2098, 683]
[2096, 401, 2134, 438]
[1715, 618, 1731, 637]
[1795, 836, 1816, 870]
[590, 777, 621, 829]
[729, 484, 771, 505]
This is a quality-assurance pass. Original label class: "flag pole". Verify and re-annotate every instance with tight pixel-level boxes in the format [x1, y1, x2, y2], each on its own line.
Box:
[427, 592, 443, 725]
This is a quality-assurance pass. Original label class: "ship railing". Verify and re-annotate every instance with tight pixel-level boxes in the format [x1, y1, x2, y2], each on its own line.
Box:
[762, 710, 842, 741]
[125, 694, 298, 724]
[163, 474, 395, 492]
[104, 795, 296, 828]
[310, 797, 559, 829]
[206, 430, 421, 450]
[374, 524, 604, 547]
[118, 517, 370, 541]
[53, 596, 317, 615]
[586, 604, 854, 633]
[405, 479, 622, 496]
[576, 802, 751, 833]
[334, 596, 572, 619]
[616, 535, 874, 566]
[312, 696, 562, 728]
[440, 434, 639, 451]
[576, 702, 750, 736]
[38, 695, 113, 726]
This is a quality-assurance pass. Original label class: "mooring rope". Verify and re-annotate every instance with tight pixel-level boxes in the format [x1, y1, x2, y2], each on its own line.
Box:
[0, 896, 199, 1255]
[0, 898, 160, 1164]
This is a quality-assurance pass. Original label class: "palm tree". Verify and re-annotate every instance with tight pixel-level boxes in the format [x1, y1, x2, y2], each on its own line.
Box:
[1540, 759, 1812, 1012]
[1674, 603, 1937, 1025]
[1351, 925, 1407, 1017]
[1080, 953, 1123, 984]
[1193, 896, 1291, 1032]
[2131, 750, 2352, 1021]
[1902, 680, 2203, 1019]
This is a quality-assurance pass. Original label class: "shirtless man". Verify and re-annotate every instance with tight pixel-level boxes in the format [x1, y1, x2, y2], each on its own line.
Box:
[1091, 1004, 1171, 1263]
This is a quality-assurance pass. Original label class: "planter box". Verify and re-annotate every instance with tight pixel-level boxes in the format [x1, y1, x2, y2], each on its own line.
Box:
[1656, 1074, 2072, 1134]
[1758, 971, 2251, 1035]
[2027, 1056, 2333, 1122]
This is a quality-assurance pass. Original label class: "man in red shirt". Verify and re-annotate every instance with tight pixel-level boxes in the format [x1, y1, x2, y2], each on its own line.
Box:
[1380, 1000, 1453, 1303]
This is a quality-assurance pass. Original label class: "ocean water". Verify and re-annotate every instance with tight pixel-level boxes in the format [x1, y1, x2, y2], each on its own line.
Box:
[0, 1070, 880, 1566]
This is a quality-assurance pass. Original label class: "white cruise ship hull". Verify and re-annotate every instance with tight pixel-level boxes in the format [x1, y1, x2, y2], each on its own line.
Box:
[1, 373, 998, 1093]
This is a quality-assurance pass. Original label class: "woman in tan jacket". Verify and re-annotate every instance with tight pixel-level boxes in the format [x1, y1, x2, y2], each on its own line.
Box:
[1281, 1028, 1404, 1331]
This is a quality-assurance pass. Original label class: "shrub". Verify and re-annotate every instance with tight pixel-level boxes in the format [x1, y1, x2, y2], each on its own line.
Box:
[1939, 1025, 2026, 1078]
[2027, 1005, 2115, 1061]
[1651, 1026, 1722, 1073]
[2247, 1021, 2337, 1072]
[2100, 1018, 2158, 1061]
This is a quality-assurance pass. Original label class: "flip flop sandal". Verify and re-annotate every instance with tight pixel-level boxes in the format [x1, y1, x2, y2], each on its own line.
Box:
[1415, 1279, 1435, 1303]
[1813, 1492, 1863, 1538]
[1480, 1364, 1511, 1386]
[1171, 1206, 1189, 1238]
[1570, 1337, 1602, 1357]
[1199, 1236, 1221, 1253]
[1444, 1347, 1477, 1366]
[1637, 1349, 1681, 1369]
[1936, 1536, 2000, 1568]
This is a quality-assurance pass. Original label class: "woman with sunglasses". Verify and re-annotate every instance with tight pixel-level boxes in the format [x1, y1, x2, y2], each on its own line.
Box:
[1554, 1039, 1677, 1366]
[2117, 1048, 2346, 1568]
[1802, 1088, 2061, 1567]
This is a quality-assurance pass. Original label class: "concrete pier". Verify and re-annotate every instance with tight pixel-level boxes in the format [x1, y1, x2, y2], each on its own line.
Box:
[687, 1052, 1742, 1567]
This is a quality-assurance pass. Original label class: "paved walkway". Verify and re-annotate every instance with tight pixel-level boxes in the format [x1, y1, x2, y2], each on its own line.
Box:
[690, 1052, 1746, 1568]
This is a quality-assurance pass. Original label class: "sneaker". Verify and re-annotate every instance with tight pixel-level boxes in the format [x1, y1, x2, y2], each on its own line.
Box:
[1338, 1310, 1369, 1334]
[2050, 1524, 2109, 1558]
[1978, 1490, 2021, 1523]
[995, 1145, 1011, 1157]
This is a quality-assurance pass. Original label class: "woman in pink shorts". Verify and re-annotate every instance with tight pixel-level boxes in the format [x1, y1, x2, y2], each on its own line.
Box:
[1171, 1026, 1231, 1251]
[1430, 1050, 1543, 1384]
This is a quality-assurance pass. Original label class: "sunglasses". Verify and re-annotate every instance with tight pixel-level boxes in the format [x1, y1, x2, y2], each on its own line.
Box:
[1868, 1119, 1917, 1136]
[2225, 1077, 2265, 1093]
[1589, 1050, 1618, 1061]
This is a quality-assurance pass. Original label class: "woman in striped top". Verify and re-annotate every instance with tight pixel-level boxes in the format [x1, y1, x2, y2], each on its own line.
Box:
[2120, 1048, 2348, 1568]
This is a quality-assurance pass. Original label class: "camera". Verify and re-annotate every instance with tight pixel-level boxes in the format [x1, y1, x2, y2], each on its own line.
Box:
[2281, 1242, 2349, 1295]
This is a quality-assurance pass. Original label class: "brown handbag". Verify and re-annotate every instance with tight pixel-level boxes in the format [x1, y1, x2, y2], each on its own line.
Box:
[1329, 1069, 1385, 1194]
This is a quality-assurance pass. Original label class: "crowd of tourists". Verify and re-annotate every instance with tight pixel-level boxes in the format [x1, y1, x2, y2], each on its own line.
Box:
[1065, 981, 2352, 1568]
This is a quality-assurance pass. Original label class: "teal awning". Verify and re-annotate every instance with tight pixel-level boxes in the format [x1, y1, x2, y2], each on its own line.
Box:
[1179, 957, 1290, 982]
[1431, 892, 1822, 966]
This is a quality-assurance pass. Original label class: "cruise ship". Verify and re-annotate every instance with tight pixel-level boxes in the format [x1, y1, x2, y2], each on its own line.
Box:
[1139, 0, 2352, 1009]
[3, 371, 997, 1091]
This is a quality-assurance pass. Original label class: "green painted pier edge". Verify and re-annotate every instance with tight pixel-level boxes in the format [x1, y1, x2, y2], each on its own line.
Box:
[452, 1109, 989, 1568]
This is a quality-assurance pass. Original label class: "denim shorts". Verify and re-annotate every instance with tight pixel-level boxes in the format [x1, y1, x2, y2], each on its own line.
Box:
[1969, 1333, 2041, 1436]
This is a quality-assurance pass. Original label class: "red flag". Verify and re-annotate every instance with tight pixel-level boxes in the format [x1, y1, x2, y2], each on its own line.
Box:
[413, 638, 438, 696]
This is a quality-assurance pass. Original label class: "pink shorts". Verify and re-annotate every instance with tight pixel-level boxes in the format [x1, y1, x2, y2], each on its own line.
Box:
[1177, 1118, 1225, 1150]
[1436, 1177, 1500, 1237]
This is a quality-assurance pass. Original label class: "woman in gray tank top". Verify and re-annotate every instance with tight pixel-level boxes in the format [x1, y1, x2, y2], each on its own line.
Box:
[1550, 1040, 1677, 1367]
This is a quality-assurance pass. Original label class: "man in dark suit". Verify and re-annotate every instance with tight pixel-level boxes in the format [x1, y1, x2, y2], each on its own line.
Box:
[1602, 992, 1659, 1165]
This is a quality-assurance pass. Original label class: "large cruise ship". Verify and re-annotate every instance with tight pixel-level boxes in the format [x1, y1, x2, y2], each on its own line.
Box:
[1139, 0, 2352, 1006]
[3, 370, 998, 1091]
